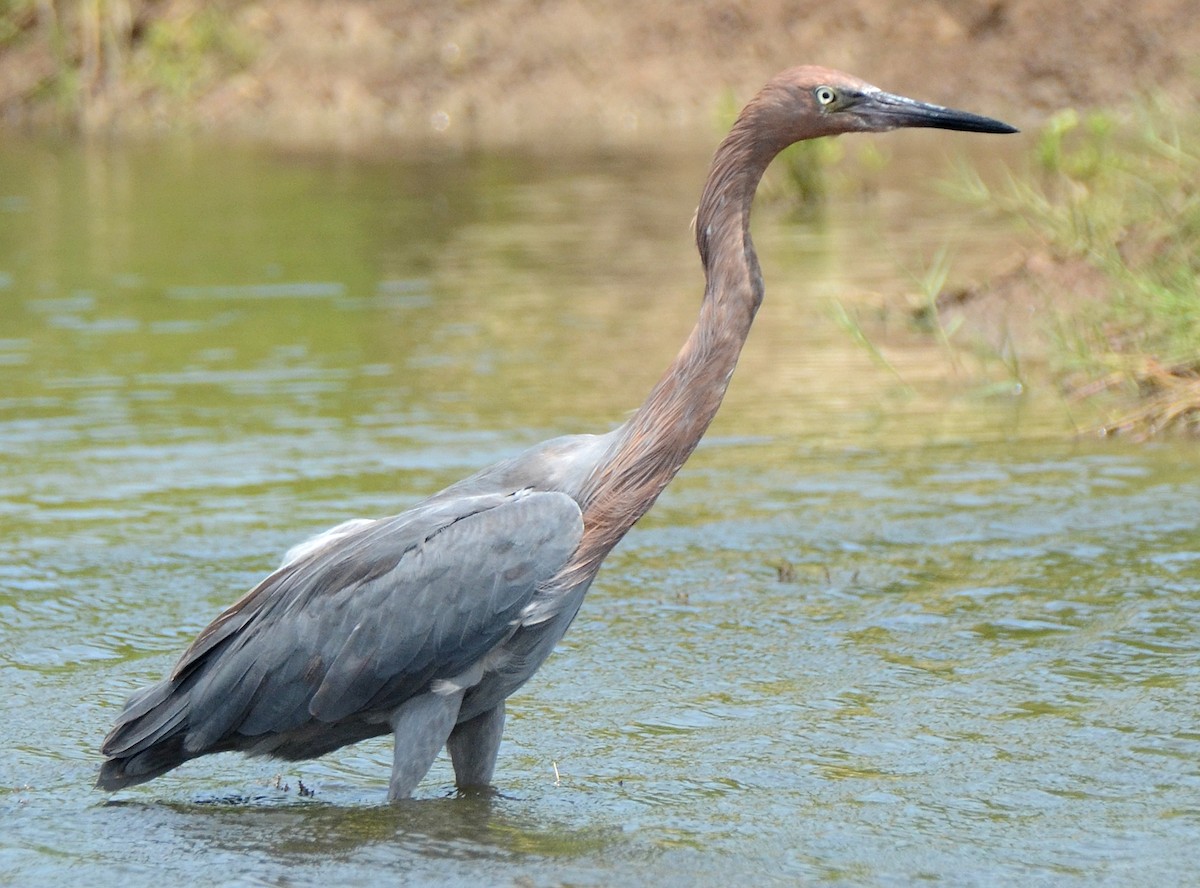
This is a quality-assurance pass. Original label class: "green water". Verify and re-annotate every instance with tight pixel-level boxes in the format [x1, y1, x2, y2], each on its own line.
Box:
[1, 133, 1197, 886]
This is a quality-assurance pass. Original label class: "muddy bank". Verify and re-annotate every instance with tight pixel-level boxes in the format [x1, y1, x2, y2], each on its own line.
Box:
[2, 0, 1198, 144]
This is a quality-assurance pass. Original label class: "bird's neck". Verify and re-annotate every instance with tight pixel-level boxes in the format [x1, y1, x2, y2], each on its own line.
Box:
[575, 116, 785, 565]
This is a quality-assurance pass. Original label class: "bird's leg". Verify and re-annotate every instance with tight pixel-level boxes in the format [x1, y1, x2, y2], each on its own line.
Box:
[447, 701, 505, 789]
[387, 690, 463, 801]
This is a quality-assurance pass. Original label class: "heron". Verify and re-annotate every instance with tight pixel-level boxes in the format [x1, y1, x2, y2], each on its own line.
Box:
[98, 67, 1016, 801]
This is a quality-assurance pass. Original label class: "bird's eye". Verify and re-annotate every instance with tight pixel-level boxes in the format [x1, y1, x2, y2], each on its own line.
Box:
[814, 86, 838, 106]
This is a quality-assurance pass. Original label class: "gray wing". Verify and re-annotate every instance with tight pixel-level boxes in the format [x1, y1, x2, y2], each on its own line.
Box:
[103, 488, 582, 760]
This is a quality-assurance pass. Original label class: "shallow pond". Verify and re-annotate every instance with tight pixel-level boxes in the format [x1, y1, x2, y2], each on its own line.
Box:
[1, 132, 1197, 886]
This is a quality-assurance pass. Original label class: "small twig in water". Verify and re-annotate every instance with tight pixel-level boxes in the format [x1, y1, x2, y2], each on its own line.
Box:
[552, 761, 561, 786]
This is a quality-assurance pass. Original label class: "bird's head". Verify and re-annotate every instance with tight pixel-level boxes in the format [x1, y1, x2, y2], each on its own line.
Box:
[746, 66, 1017, 145]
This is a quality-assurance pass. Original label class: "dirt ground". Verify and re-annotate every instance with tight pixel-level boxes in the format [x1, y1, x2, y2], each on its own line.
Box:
[218, 0, 1198, 145]
[3, 0, 1198, 143]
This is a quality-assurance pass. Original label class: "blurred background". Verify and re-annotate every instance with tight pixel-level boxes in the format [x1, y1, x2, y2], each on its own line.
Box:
[0, 0, 1196, 144]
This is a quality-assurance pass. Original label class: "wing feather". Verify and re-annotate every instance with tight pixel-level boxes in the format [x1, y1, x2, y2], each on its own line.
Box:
[304, 492, 580, 723]
[106, 489, 583, 758]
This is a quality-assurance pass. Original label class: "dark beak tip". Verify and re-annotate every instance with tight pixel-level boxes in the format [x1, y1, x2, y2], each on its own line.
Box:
[943, 111, 1020, 135]
[871, 92, 1019, 136]
[944, 117, 1019, 136]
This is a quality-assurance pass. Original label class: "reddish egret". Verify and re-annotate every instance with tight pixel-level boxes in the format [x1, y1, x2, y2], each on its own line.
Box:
[98, 67, 1016, 800]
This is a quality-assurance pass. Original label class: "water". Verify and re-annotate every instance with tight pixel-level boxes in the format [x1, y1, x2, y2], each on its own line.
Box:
[1, 133, 1198, 886]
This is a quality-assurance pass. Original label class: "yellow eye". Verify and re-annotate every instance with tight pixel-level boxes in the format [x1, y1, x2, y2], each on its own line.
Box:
[815, 86, 837, 106]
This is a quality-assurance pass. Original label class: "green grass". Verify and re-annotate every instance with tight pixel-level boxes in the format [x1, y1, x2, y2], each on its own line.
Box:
[1, 1, 253, 126]
[955, 92, 1200, 435]
[131, 4, 254, 99]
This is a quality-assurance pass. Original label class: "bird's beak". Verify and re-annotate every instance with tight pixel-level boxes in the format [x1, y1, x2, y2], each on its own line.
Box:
[856, 90, 1018, 134]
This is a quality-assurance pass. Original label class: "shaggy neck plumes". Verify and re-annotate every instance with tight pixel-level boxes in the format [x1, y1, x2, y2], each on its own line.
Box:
[573, 98, 793, 571]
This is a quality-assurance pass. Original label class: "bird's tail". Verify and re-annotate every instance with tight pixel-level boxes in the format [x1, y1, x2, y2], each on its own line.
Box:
[96, 735, 191, 790]
[96, 678, 195, 791]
